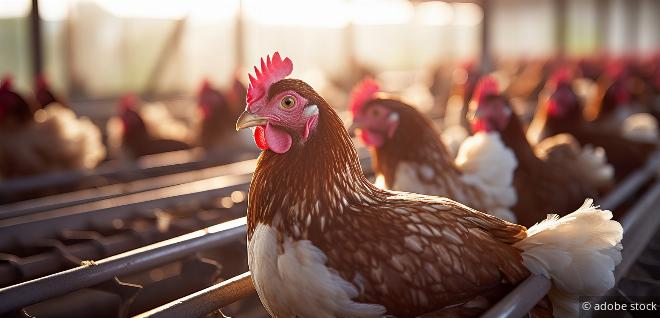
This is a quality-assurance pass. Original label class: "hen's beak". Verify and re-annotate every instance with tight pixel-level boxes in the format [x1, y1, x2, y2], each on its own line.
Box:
[347, 121, 361, 136]
[236, 111, 268, 131]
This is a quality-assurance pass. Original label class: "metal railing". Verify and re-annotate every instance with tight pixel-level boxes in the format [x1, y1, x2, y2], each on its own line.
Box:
[0, 158, 258, 220]
[0, 217, 247, 314]
[134, 272, 254, 318]
[0, 147, 256, 204]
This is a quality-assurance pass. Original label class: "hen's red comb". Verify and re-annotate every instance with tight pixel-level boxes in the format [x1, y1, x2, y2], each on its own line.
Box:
[199, 78, 213, 95]
[549, 67, 572, 87]
[473, 76, 499, 104]
[1, 74, 13, 91]
[246, 52, 293, 105]
[119, 94, 137, 112]
[36, 74, 48, 89]
[349, 77, 380, 116]
[606, 61, 627, 79]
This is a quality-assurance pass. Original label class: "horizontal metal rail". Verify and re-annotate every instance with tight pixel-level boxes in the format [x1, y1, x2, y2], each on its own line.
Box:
[598, 151, 660, 209]
[0, 173, 252, 250]
[612, 180, 660, 282]
[0, 159, 258, 220]
[482, 151, 660, 318]
[0, 152, 372, 250]
[0, 147, 255, 204]
[0, 146, 372, 220]
[0, 148, 203, 196]
[0, 217, 247, 314]
[0, 203, 245, 287]
[134, 272, 254, 318]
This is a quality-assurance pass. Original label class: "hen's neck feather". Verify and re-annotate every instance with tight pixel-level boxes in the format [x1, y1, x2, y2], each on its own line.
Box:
[500, 104, 541, 169]
[247, 80, 382, 239]
[372, 99, 458, 188]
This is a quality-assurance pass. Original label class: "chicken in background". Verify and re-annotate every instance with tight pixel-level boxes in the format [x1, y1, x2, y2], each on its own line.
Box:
[237, 52, 622, 318]
[106, 94, 191, 159]
[583, 61, 658, 140]
[632, 54, 660, 121]
[225, 74, 248, 113]
[427, 62, 453, 115]
[0, 75, 33, 127]
[195, 78, 254, 155]
[585, 63, 635, 122]
[444, 61, 480, 130]
[0, 75, 105, 179]
[440, 61, 482, 156]
[469, 76, 613, 226]
[34, 74, 66, 109]
[349, 78, 517, 222]
[528, 68, 657, 181]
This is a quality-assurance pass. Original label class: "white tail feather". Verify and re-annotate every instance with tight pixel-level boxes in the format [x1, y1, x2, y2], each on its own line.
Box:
[455, 132, 518, 222]
[514, 199, 623, 316]
[622, 113, 658, 142]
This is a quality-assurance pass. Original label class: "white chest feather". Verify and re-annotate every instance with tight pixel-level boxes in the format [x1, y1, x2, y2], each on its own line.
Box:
[248, 223, 386, 318]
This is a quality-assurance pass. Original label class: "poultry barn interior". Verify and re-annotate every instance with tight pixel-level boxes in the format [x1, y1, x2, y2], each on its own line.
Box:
[0, 0, 659, 317]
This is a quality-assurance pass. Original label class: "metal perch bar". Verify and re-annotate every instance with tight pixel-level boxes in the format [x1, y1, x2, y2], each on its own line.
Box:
[0, 158, 258, 220]
[0, 217, 247, 314]
[0, 173, 252, 250]
[133, 272, 254, 318]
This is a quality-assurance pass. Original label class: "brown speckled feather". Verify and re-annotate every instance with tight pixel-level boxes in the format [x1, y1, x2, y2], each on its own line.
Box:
[314, 196, 529, 317]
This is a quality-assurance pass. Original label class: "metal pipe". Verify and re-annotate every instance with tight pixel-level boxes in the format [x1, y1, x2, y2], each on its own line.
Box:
[234, 0, 244, 69]
[0, 174, 251, 250]
[133, 272, 254, 318]
[613, 180, 660, 282]
[0, 206, 243, 287]
[599, 151, 660, 210]
[0, 217, 247, 314]
[0, 147, 210, 200]
[479, 0, 492, 73]
[29, 0, 42, 77]
[481, 275, 552, 318]
[0, 158, 258, 219]
[555, 0, 567, 57]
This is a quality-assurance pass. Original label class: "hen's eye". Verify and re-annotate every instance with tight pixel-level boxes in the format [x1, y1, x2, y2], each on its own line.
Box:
[280, 95, 296, 109]
[371, 108, 380, 117]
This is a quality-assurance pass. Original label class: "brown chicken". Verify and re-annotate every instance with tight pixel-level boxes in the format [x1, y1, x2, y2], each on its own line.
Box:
[0, 75, 33, 128]
[35, 74, 65, 109]
[350, 78, 518, 222]
[528, 68, 657, 181]
[115, 94, 191, 158]
[197, 79, 233, 149]
[0, 75, 105, 178]
[196, 78, 253, 154]
[468, 76, 613, 226]
[443, 61, 481, 132]
[236, 52, 622, 318]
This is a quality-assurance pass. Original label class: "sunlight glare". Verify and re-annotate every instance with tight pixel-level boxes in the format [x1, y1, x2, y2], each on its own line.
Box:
[417, 1, 453, 26]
